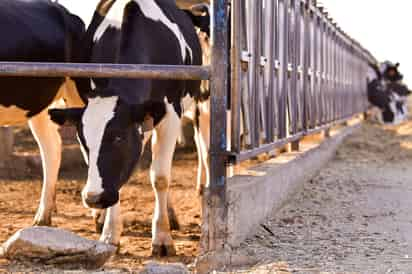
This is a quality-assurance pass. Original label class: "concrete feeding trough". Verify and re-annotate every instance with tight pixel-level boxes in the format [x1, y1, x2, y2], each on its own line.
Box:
[0, 227, 116, 269]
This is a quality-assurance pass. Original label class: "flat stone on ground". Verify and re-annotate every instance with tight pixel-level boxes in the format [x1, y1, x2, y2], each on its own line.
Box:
[0, 227, 116, 269]
[139, 262, 189, 274]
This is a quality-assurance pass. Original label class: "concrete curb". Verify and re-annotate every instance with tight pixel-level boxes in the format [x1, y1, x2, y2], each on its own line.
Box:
[196, 123, 361, 273]
[226, 124, 361, 248]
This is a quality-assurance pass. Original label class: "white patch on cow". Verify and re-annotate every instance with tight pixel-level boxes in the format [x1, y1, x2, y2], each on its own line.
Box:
[94, 0, 128, 41]
[91, 79, 97, 90]
[386, 93, 407, 125]
[181, 94, 196, 120]
[82, 96, 119, 202]
[0, 105, 29, 126]
[133, 0, 193, 62]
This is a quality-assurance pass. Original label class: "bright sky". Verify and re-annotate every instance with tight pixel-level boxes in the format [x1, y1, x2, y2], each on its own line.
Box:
[321, 0, 412, 85]
[60, 0, 411, 85]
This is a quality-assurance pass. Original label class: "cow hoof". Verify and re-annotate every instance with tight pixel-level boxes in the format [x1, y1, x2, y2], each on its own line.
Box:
[151, 244, 177, 257]
[167, 207, 180, 231]
[32, 216, 52, 227]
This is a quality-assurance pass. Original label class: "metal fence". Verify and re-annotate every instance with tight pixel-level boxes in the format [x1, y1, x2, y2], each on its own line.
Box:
[0, 0, 376, 254]
[206, 0, 377, 252]
[228, 0, 376, 162]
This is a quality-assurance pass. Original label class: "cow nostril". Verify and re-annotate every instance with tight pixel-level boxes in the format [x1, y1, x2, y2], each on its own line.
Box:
[83, 192, 102, 206]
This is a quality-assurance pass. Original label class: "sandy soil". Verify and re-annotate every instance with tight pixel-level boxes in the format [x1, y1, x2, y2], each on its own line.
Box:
[0, 128, 201, 273]
[3, 117, 412, 273]
[222, 120, 412, 274]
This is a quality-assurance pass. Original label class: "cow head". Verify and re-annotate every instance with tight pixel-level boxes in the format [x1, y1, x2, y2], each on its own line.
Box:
[381, 61, 403, 82]
[49, 96, 166, 208]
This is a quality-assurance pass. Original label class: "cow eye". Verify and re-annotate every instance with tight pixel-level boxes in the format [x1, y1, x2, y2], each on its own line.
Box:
[113, 136, 123, 145]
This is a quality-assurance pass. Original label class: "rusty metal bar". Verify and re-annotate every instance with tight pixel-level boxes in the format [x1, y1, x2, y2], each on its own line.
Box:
[230, 0, 242, 154]
[203, 0, 229, 253]
[0, 62, 210, 80]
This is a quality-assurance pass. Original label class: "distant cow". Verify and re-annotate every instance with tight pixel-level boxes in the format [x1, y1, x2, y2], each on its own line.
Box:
[0, 0, 85, 226]
[49, 0, 206, 256]
[367, 62, 410, 124]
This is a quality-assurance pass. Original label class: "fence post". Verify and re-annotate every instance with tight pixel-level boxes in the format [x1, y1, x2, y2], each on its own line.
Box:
[201, 0, 229, 254]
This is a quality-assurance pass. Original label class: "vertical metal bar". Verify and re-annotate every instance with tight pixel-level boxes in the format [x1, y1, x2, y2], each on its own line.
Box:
[240, 0, 251, 147]
[250, 0, 261, 148]
[230, 0, 241, 153]
[319, 16, 326, 125]
[266, 0, 276, 143]
[325, 23, 330, 123]
[257, 0, 267, 142]
[317, 13, 324, 126]
[308, 6, 315, 128]
[336, 36, 341, 119]
[296, 0, 304, 131]
[314, 12, 320, 127]
[290, 0, 299, 135]
[302, 0, 310, 131]
[203, 0, 229, 253]
[273, 0, 280, 138]
[331, 30, 336, 121]
[279, 0, 289, 139]
[290, 0, 301, 151]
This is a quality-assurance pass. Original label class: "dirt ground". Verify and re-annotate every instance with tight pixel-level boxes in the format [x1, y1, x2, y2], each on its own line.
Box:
[0, 128, 201, 273]
[220, 120, 412, 274]
[2, 117, 412, 273]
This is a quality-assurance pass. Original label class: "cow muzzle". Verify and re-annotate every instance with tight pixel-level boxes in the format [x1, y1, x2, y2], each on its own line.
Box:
[82, 189, 119, 209]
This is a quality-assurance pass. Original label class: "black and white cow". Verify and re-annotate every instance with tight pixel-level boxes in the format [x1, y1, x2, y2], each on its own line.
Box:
[49, 0, 207, 256]
[367, 62, 410, 124]
[0, 0, 86, 225]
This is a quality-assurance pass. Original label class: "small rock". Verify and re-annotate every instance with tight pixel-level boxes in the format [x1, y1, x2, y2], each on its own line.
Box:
[1, 227, 116, 269]
[139, 262, 189, 274]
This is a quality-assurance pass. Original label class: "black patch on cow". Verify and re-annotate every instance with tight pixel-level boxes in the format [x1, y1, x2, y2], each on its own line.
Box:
[0, 0, 86, 118]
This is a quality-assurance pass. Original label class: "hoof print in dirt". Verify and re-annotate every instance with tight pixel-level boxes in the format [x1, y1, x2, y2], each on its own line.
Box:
[140, 261, 189, 274]
[1, 227, 116, 269]
[151, 244, 177, 257]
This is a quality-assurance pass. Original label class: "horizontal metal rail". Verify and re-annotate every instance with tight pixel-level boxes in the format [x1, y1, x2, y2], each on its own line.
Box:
[230, 115, 356, 163]
[0, 62, 211, 80]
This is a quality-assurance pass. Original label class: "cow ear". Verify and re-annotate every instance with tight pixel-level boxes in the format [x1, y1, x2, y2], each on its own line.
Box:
[184, 4, 210, 36]
[396, 63, 400, 68]
[131, 101, 166, 125]
[48, 108, 84, 126]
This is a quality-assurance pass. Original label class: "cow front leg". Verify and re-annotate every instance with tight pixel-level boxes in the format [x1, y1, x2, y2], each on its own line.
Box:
[100, 202, 122, 247]
[29, 110, 62, 226]
[150, 103, 180, 257]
